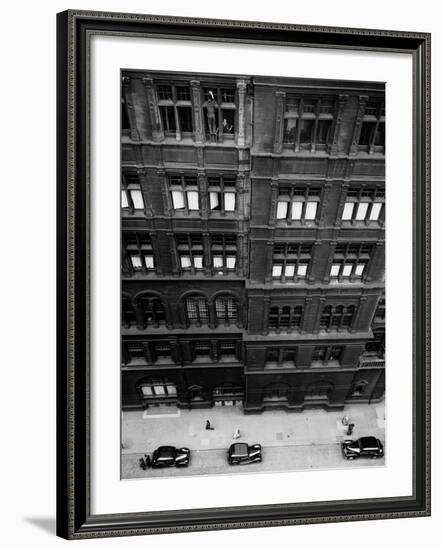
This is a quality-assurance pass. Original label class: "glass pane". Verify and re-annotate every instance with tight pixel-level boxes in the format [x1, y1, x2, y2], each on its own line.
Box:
[297, 264, 308, 277]
[342, 264, 353, 277]
[355, 202, 369, 220]
[130, 190, 144, 209]
[304, 201, 317, 220]
[166, 385, 177, 396]
[316, 119, 332, 144]
[154, 385, 166, 396]
[210, 191, 220, 210]
[272, 265, 282, 277]
[276, 200, 288, 219]
[178, 106, 192, 132]
[144, 255, 154, 268]
[299, 119, 314, 143]
[330, 264, 340, 277]
[180, 256, 191, 268]
[141, 386, 153, 396]
[131, 256, 142, 268]
[342, 202, 354, 220]
[224, 192, 236, 211]
[159, 105, 176, 131]
[193, 256, 203, 269]
[291, 201, 303, 220]
[187, 191, 199, 210]
[222, 110, 235, 133]
[355, 263, 365, 276]
[226, 256, 236, 269]
[284, 264, 295, 277]
[283, 118, 297, 143]
[369, 202, 382, 220]
[213, 256, 223, 268]
[121, 190, 129, 208]
[172, 190, 185, 209]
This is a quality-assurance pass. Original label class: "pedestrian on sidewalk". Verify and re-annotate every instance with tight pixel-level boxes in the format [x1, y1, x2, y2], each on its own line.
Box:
[233, 428, 241, 439]
[205, 420, 214, 430]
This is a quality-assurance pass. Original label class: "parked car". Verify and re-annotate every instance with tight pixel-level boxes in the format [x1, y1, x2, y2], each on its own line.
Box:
[342, 436, 384, 460]
[227, 442, 262, 465]
[150, 446, 190, 468]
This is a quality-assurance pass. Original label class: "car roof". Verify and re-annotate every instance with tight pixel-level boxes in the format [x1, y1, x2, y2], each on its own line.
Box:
[231, 443, 248, 456]
[156, 446, 176, 456]
[359, 436, 379, 449]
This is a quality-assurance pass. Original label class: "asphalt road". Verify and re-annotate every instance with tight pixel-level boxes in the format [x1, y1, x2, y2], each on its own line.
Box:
[121, 443, 385, 479]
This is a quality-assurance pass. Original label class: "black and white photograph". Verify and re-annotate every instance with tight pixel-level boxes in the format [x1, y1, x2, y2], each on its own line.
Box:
[120, 70, 386, 479]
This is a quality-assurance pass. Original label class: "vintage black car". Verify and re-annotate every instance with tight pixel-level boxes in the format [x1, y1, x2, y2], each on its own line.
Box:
[150, 446, 190, 468]
[227, 442, 262, 465]
[342, 436, 384, 460]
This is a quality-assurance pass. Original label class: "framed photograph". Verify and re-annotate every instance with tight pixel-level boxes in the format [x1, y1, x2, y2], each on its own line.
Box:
[56, 10, 431, 539]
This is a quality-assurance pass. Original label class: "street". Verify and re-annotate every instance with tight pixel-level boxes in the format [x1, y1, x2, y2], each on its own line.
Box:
[121, 402, 385, 479]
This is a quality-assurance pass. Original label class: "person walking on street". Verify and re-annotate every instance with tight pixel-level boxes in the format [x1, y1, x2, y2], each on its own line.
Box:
[233, 428, 241, 439]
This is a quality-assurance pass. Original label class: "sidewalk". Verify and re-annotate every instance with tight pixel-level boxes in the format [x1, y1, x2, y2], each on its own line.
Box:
[122, 402, 385, 454]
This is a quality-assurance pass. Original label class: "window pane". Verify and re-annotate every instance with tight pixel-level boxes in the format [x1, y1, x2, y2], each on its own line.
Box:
[224, 192, 236, 211]
[355, 202, 369, 220]
[369, 202, 382, 220]
[130, 190, 144, 209]
[283, 118, 297, 143]
[305, 201, 318, 220]
[276, 200, 288, 219]
[285, 264, 295, 277]
[172, 190, 185, 209]
[355, 263, 365, 276]
[213, 256, 223, 268]
[291, 201, 303, 220]
[330, 264, 340, 277]
[121, 190, 129, 208]
[180, 256, 191, 268]
[297, 264, 308, 277]
[144, 255, 154, 268]
[131, 256, 142, 268]
[299, 119, 314, 143]
[141, 386, 153, 396]
[178, 106, 192, 132]
[154, 385, 165, 396]
[272, 265, 282, 277]
[166, 385, 177, 396]
[316, 119, 332, 144]
[226, 256, 236, 269]
[342, 264, 353, 277]
[342, 202, 354, 220]
[187, 191, 199, 210]
[210, 191, 220, 210]
[193, 256, 203, 269]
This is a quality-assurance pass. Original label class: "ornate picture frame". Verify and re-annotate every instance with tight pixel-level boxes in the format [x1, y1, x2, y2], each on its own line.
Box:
[56, 10, 430, 539]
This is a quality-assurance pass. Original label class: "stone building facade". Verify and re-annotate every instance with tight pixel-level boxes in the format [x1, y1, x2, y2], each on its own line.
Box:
[121, 70, 385, 413]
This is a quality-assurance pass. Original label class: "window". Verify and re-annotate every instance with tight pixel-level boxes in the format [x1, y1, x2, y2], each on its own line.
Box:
[342, 187, 384, 223]
[330, 243, 372, 280]
[265, 347, 297, 367]
[139, 380, 177, 399]
[272, 242, 312, 282]
[215, 295, 238, 325]
[276, 186, 320, 223]
[122, 297, 136, 328]
[218, 341, 238, 360]
[358, 100, 385, 153]
[121, 95, 130, 132]
[192, 341, 211, 360]
[176, 234, 204, 272]
[168, 174, 200, 213]
[312, 345, 343, 365]
[123, 232, 155, 273]
[268, 305, 303, 332]
[138, 295, 166, 328]
[203, 86, 236, 141]
[374, 298, 386, 322]
[124, 341, 172, 365]
[208, 175, 237, 213]
[121, 173, 144, 212]
[185, 294, 209, 325]
[211, 234, 237, 273]
[157, 83, 193, 138]
[283, 95, 335, 152]
[320, 305, 355, 330]
[127, 343, 146, 362]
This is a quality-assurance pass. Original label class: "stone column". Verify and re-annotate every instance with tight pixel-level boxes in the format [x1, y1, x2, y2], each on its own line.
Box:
[236, 79, 248, 147]
[273, 91, 286, 154]
[190, 80, 204, 145]
[122, 76, 141, 141]
[349, 95, 368, 156]
[142, 77, 164, 142]
[330, 94, 349, 155]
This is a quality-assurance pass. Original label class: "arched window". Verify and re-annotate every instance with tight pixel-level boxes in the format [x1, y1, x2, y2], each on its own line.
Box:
[185, 294, 209, 325]
[320, 304, 355, 330]
[122, 297, 136, 328]
[138, 294, 166, 328]
[215, 295, 238, 324]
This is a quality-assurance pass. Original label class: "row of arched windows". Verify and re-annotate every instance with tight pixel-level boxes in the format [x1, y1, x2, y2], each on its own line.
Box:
[122, 292, 243, 329]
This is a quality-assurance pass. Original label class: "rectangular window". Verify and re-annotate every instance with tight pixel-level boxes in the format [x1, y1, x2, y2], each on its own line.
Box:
[123, 232, 155, 273]
[276, 186, 320, 223]
[176, 234, 204, 272]
[203, 86, 237, 141]
[211, 234, 237, 273]
[330, 243, 372, 281]
[284, 95, 335, 152]
[272, 243, 312, 282]
[169, 174, 200, 214]
[358, 99, 385, 153]
[121, 173, 144, 212]
[342, 186, 384, 224]
[157, 83, 193, 138]
[208, 175, 237, 214]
